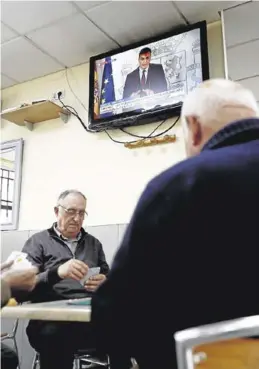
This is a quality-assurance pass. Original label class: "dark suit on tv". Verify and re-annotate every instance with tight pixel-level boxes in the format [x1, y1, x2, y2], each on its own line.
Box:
[123, 63, 167, 99]
[91, 118, 259, 369]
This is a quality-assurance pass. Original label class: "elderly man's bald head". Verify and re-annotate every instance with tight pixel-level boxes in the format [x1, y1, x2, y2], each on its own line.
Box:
[181, 79, 259, 157]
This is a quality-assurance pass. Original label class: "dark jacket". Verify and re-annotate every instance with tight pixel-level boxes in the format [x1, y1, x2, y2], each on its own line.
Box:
[123, 63, 167, 99]
[1, 279, 11, 308]
[91, 118, 259, 368]
[22, 225, 109, 302]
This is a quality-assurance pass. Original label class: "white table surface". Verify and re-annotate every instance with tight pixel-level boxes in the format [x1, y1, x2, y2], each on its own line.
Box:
[1, 299, 92, 322]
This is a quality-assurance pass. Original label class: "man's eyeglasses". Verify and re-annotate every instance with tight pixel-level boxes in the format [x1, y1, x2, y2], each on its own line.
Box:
[58, 204, 88, 218]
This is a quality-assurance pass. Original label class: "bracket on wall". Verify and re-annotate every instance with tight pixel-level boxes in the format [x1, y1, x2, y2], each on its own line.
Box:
[24, 120, 33, 131]
[59, 111, 70, 124]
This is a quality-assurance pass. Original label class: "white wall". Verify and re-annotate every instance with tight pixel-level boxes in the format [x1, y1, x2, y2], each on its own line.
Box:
[223, 2, 259, 103]
[1, 22, 225, 230]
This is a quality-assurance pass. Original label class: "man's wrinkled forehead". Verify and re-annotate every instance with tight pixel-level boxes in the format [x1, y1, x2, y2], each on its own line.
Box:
[61, 194, 86, 208]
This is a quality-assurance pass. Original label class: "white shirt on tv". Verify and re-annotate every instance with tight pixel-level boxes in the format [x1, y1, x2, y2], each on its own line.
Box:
[139, 66, 149, 84]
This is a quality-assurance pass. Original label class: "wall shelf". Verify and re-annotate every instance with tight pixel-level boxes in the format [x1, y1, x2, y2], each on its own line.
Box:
[1, 100, 71, 131]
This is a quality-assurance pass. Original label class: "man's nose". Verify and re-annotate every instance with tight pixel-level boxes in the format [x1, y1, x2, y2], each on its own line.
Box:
[73, 213, 81, 222]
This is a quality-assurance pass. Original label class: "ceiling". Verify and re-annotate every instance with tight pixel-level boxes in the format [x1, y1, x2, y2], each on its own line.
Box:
[1, 1, 247, 89]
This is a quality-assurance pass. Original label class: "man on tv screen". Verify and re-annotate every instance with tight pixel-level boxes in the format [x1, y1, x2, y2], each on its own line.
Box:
[123, 47, 168, 100]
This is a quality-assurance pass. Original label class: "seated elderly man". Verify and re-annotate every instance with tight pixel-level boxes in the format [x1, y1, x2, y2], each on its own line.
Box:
[21, 189, 109, 369]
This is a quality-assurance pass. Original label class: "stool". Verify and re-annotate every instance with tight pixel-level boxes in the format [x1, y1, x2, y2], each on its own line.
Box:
[32, 349, 110, 369]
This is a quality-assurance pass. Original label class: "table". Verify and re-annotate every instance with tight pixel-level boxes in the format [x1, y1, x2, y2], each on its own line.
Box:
[1, 299, 91, 322]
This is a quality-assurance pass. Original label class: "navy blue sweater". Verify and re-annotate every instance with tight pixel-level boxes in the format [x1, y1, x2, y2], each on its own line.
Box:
[91, 118, 259, 368]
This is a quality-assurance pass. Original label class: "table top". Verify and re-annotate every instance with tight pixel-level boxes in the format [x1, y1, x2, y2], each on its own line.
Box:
[1, 299, 92, 322]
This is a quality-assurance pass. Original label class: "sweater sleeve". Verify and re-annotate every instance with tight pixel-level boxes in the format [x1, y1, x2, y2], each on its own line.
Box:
[13, 235, 62, 303]
[97, 241, 110, 276]
[22, 235, 62, 286]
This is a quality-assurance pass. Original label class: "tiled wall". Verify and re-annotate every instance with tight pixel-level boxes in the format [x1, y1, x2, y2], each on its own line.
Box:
[1, 223, 128, 369]
[223, 2, 259, 103]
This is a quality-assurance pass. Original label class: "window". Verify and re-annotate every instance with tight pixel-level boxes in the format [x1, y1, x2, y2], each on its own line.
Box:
[0, 139, 23, 230]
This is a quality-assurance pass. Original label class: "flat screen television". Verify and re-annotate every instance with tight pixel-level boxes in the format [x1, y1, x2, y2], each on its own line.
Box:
[88, 21, 209, 132]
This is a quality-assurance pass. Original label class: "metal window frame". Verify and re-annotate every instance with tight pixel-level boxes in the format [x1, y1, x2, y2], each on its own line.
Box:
[0, 138, 24, 230]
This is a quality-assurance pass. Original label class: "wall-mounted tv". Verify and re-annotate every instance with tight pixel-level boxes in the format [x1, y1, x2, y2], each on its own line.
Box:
[89, 21, 209, 131]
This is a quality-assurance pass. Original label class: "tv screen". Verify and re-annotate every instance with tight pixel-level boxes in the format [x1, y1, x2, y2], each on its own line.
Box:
[89, 21, 209, 131]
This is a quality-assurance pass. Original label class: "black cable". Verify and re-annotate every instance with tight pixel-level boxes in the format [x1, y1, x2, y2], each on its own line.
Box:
[120, 117, 180, 139]
[57, 94, 180, 144]
[58, 96, 92, 133]
[104, 130, 139, 144]
[58, 95, 78, 116]
[104, 116, 180, 145]
[120, 119, 166, 138]
[60, 103, 78, 116]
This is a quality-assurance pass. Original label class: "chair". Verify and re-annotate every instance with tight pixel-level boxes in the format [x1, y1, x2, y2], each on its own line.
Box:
[174, 315, 259, 369]
[32, 349, 110, 369]
[31, 352, 40, 369]
[1, 318, 21, 369]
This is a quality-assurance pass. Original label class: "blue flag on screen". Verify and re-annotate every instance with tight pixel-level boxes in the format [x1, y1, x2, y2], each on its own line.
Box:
[100, 56, 115, 117]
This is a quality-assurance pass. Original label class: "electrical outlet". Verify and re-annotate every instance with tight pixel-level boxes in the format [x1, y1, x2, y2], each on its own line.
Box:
[52, 90, 65, 100]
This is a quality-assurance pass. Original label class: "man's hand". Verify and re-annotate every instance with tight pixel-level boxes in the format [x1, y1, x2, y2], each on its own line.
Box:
[84, 274, 106, 292]
[144, 89, 154, 96]
[57, 259, 88, 281]
[0, 260, 14, 272]
[2, 267, 38, 291]
[130, 91, 141, 98]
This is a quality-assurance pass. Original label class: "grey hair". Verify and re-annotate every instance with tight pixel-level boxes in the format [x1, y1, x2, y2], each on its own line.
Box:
[181, 79, 259, 136]
[57, 189, 86, 204]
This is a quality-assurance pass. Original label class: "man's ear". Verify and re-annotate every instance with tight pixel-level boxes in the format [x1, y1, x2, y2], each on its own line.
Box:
[54, 206, 59, 216]
[186, 115, 202, 147]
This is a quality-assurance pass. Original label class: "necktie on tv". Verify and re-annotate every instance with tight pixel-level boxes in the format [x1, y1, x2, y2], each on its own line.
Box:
[141, 69, 146, 87]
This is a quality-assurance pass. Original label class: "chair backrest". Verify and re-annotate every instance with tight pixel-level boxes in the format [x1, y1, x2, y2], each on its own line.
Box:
[174, 315, 259, 369]
[1, 318, 19, 340]
[12, 318, 19, 336]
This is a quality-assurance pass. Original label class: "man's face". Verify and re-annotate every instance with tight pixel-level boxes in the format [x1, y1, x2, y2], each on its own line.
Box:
[139, 52, 151, 69]
[54, 193, 87, 239]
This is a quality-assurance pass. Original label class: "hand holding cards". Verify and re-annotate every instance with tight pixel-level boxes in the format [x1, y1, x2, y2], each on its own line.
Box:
[80, 267, 100, 285]
[1, 251, 38, 291]
[4, 251, 33, 272]
[82, 268, 106, 292]
[57, 259, 89, 281]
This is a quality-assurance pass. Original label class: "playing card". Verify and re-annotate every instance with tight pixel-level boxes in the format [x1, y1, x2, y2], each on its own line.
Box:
[6, 251, 27, 263]
[80, 267, 100, 285]
[5, 251, 33, 271]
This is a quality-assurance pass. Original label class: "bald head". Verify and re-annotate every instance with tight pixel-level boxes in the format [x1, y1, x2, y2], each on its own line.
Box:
[181, 79, 259, 157]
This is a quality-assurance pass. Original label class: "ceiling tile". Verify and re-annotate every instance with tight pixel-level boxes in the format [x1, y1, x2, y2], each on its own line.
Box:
[227, 39, 259, 80]
[1, 1, 77, 35]
[74, 1, 111, 11]
[174, 1, 243, 23]
[1, 22, 19, 44]
[26, 13, 118, 67]
[224, 2, 259, 47]
[239, 76, 259, 102]
[1, 37, 64, 83]
[1, 74, 18, 89]
[87, 1, 186, 46]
